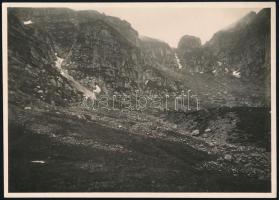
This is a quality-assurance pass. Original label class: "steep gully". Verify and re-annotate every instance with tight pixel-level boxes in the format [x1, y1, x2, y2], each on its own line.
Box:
[54, 55, 96, 100]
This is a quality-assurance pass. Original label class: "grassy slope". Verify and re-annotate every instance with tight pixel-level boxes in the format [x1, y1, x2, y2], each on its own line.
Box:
[8, 104, 270, 192]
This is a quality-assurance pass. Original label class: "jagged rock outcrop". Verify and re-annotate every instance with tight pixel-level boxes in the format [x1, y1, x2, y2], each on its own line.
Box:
[178, 35, 201, 49]
[176, 35, 203, 73]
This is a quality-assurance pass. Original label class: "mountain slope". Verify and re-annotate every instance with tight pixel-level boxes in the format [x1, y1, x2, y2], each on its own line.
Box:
[176, 8, 271, 106]
[204, 9, 271, 81]
[177, 9, 271, 81]
[8, 12, 83, 106]
[9, 7, 271, 107]
[11, 8, 182, 95]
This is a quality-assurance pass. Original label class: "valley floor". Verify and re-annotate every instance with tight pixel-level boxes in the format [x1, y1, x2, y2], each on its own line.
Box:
[8, 103, 271, 192]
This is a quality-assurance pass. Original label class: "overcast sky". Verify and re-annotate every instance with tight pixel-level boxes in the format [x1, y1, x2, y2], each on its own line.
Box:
[66, 3, 262, 47]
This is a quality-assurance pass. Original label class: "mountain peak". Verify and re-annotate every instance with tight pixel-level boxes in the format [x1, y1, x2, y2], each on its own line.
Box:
[177, 35, 201, 49]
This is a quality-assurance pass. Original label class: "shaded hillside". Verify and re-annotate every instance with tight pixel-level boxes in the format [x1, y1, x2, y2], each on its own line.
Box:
[8, 13, 83, 106]
[9, 104, 271, 192]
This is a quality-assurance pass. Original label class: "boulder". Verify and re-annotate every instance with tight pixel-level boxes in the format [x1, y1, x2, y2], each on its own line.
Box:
[50, 79, 56, 86]
[172, 124, 178, 129]
[191, 129, 200, 136]
[204, 128, 211, 133]
[208, 142, 215, 147]
[224, 154, 232, 161]
[202, 133, 208, 138]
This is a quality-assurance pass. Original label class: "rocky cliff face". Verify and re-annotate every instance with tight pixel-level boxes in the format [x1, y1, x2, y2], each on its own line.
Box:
[140, 36, 178, 70]
[11, 8, 143, 94]
[11, 8, 180, 95]
[139, 36, 180, 92]
[8, 12, 83, 106]
[64, 18, 143, 93]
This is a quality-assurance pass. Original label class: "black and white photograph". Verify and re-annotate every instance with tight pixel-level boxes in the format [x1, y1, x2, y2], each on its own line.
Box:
[2, 2, 276, 198]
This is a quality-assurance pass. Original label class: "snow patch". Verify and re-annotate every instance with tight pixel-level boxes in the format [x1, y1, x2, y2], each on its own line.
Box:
[232, 70, 241, 78]
[174, 53, 183, 69]
[24, 20, 33, 25]
[55, 55, 64, 70]
[31, 160, 45, 164]
[93, 85, 101, 94]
